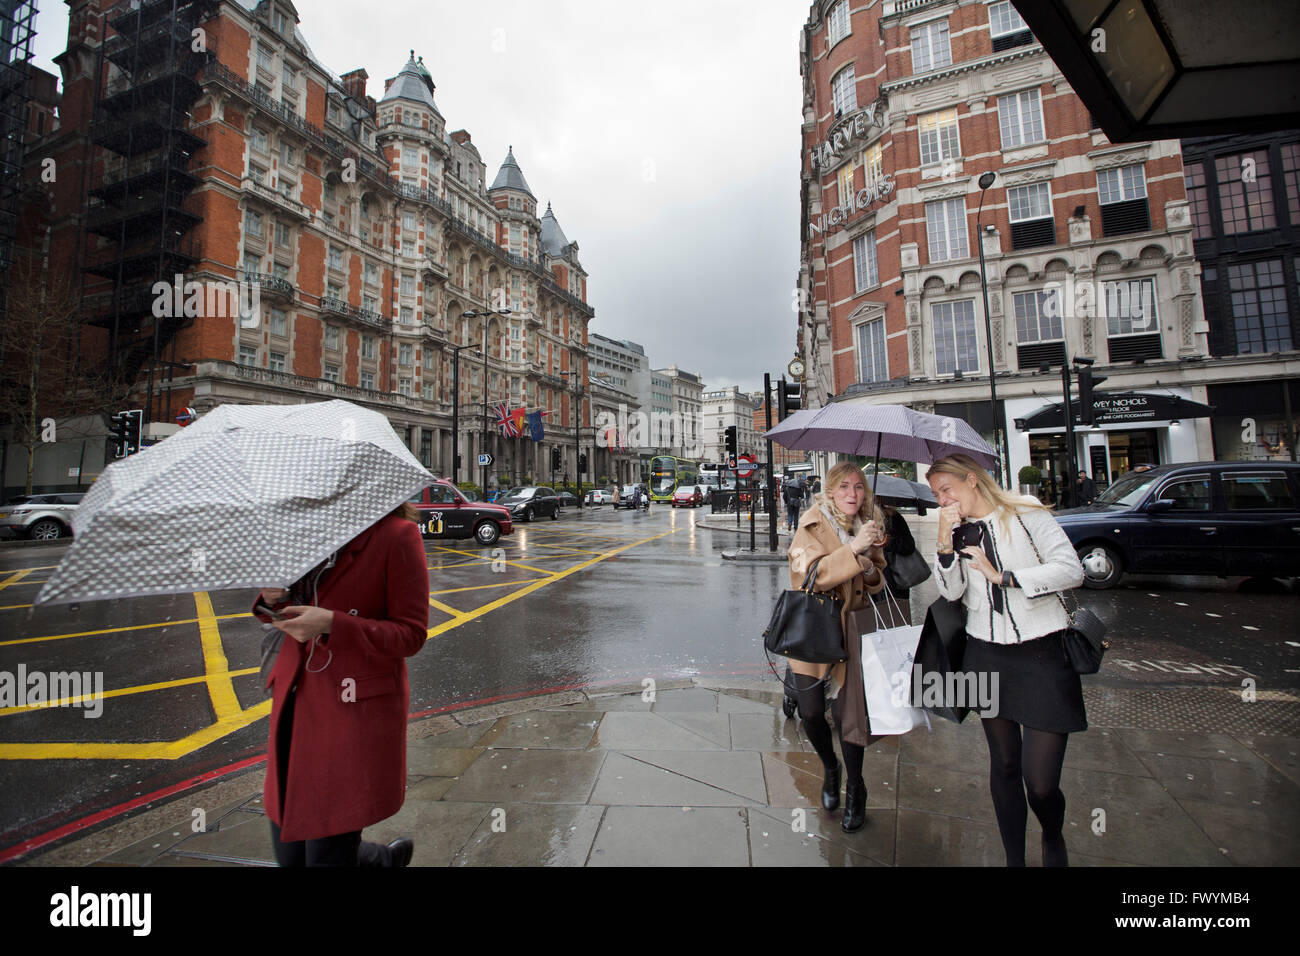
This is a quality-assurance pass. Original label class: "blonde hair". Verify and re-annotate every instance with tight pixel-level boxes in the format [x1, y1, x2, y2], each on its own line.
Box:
[926, 454, 1047, 532]
[821, 461, 885, 531]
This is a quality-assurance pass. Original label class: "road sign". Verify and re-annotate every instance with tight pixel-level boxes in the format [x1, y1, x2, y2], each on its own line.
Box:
[736, 454, 756, 478]
[478, 453, 493, 466]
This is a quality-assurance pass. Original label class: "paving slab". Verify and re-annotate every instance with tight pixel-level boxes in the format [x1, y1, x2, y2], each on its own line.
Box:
[589, 752, 764, 807]
[749, 803, 894, 866]
[648, 687, 723, 712]
[475, 711, 601, 750]
[1132, 750, 1300, 806]
[361, 801, 494, 867]
[894, 809, 1010, 866]
[1172, 796, 1300, 866]
[405, 742, 484, 778]
[728, 712, 813, 751]
[168, 809, 274, 865]
[587, 806, 749, 866]
[442, 748, 606, 804]
[589, 711, 731, 750]
[620, 750, 768, 803]
[1236, 734, 1300, 787]
[1058, 766, 1230, 867]
[451, 804, 605, 867]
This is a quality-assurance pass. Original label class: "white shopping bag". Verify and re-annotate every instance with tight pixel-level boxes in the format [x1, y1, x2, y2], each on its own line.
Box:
[860, 590, 930, 735]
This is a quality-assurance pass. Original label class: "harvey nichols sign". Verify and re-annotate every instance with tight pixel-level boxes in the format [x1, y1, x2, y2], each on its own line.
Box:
[808, 99, 894, 236]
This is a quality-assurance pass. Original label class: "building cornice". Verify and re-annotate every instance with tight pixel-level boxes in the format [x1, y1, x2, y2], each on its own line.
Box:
[879, 46, 1043, 95]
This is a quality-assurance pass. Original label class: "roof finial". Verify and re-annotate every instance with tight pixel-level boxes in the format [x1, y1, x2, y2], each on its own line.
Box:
[410, 49, 415, 59]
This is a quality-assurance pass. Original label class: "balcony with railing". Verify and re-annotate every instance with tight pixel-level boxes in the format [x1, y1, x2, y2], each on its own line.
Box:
[243, 176, 311, 220]
[191, 359, 415, 408]
[243, 272, 295, 302]
[203, 62, 396, 191]
[444, 215, 501, 258]
[317, 295, 388, 330]
[320, 295, 349, 316]
[396, 181, 453, 216]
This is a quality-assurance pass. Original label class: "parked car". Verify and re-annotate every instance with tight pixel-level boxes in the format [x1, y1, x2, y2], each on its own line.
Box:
[613, 484, 640, 510]
[585, 488, 616, 505]
[672, 485, 704, 508]
[0, 493, 84, 541]
[407, 481, 513, 546]
[557, 492, 581, 509]
[1055, 461, 1300, 589]
[497, 486, 561, 522]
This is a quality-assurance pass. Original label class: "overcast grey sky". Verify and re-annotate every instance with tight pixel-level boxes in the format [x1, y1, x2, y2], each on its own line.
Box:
[32, 0, 805, 394]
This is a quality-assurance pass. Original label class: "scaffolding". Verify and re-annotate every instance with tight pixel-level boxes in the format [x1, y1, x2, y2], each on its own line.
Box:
[80, 0, 218, 424]
[0, 0, 38, 324]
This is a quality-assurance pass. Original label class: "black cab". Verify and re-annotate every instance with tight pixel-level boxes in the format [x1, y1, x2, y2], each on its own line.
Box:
[1054, 462, 1300, 588]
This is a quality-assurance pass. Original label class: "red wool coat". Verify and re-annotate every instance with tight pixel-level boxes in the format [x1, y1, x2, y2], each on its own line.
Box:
[253, 515, 429, 841]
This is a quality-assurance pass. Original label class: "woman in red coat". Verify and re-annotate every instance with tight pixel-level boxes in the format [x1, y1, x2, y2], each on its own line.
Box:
[253, 503, 429, 867]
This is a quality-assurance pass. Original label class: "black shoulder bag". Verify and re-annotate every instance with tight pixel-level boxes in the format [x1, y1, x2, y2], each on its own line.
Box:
[762, 558, 846, 664]
[1016, 515, 1110, 674]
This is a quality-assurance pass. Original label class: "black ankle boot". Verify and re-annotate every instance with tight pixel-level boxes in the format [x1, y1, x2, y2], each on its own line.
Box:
[821, 761, 841, 811]
[842, 778, 866, 832]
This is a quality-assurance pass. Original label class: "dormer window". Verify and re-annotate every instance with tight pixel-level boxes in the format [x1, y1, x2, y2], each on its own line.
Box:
[273, 8, 291, 36]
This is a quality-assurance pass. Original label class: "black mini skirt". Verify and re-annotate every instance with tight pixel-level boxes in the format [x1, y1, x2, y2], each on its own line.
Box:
[961, 630, 1087, 733]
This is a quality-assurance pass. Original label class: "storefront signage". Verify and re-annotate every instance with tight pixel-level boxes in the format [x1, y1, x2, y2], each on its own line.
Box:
[1015, 392, 1214, 430]
[810, 100, 885, 170]
[809, 175, 895, 237]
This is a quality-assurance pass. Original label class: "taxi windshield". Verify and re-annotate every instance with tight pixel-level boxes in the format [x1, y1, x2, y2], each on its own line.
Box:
[1095, 472, 1159, 508]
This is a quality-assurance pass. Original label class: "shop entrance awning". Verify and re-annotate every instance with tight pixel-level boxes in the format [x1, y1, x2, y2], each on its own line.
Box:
[1014, 391, 1214, 430]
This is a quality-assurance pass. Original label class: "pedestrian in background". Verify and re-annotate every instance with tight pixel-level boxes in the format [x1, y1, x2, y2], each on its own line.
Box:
[927, 453, 1086, 867]
[1075, 471, 1098, 505]
[785, 462, 888, 832]
[783, 473, 807, 532]
[254, 500, 429, 867]
[877, 504, 917, 622]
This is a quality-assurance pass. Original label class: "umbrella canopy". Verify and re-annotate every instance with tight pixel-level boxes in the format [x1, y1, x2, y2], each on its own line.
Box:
[860, 471, 938, 508]
[764, 402, 998, 469]
[37, 400, 434, 606]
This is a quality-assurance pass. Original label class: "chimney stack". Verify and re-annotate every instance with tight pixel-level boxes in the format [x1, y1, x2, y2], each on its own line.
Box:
[340, 68, 368, 102]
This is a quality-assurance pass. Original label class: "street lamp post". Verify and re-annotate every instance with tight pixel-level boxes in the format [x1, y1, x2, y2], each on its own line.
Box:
[976, 170, 1006, 487]
[462, 307, 511, 497]
[560, 369, 584, 509]
[450, 343, 481, 486]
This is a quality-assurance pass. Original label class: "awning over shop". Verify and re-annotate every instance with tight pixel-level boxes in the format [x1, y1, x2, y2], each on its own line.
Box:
[1014, 391, 1214, 430]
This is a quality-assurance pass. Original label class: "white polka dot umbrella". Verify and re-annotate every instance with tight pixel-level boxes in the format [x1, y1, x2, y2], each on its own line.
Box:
[36, 400, 434, 606]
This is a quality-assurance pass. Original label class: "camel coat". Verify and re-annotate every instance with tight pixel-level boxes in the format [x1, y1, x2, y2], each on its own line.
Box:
[787, 504, 888, 747]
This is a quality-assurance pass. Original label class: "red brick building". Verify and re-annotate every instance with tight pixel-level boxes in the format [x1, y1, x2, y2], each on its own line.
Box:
[797, 0, 1212, 489]
[18, 0, 594, 489]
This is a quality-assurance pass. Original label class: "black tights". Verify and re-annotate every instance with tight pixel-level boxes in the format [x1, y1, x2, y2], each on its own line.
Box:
[980, 716, 1070, 867]
[790, 672, 864, 784]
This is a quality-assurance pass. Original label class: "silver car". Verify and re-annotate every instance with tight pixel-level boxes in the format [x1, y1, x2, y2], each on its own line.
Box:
[0, 493, 84, 540]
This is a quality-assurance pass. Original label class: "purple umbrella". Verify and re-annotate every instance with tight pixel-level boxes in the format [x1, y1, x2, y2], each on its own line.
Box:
[763, 402, 998, 490]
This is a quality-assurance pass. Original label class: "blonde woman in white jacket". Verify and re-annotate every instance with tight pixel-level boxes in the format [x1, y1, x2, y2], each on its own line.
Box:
[926, 454, 1086, 867]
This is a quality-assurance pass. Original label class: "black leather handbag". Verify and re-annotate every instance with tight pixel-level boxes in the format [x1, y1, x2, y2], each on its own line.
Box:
[911, 598, 970, 723]
[1016, 515, 1110, 674]
[762, 558, 846, 664]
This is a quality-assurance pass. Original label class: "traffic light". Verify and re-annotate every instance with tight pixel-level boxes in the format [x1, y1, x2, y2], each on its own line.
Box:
[778, 378, 801, 421]
[551, 447, 561, 471]
[108, 409, 142, 459]
[578, 453, 587, 474]
[724, 425, 738, 457]
[1076, 368, 1108, 426]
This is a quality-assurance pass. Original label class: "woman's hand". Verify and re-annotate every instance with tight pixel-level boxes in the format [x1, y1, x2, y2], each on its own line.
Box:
[851, 521, 884, 554]
[960, 546, 1000, 583]
[937, 504, 961, 545]
[274, 605, 333, 644]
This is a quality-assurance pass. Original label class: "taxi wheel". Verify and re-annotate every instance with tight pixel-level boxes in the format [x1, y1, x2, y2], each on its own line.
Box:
[474, 521, 500, 546]
[1078, 543, 1122, 589]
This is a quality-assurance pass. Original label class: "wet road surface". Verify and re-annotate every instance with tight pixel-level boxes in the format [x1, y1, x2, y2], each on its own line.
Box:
[1, 503, 1297, 857]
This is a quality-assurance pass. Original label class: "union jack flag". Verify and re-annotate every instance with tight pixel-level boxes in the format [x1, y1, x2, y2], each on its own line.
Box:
[495, 403, 522, 437]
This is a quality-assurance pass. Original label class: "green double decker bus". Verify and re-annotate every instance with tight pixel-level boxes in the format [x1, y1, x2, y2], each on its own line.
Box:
[648, 456, 699, 502]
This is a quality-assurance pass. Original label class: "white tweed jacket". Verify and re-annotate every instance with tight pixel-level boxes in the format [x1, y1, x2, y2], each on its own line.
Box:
[932, 505, 1085, 645]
